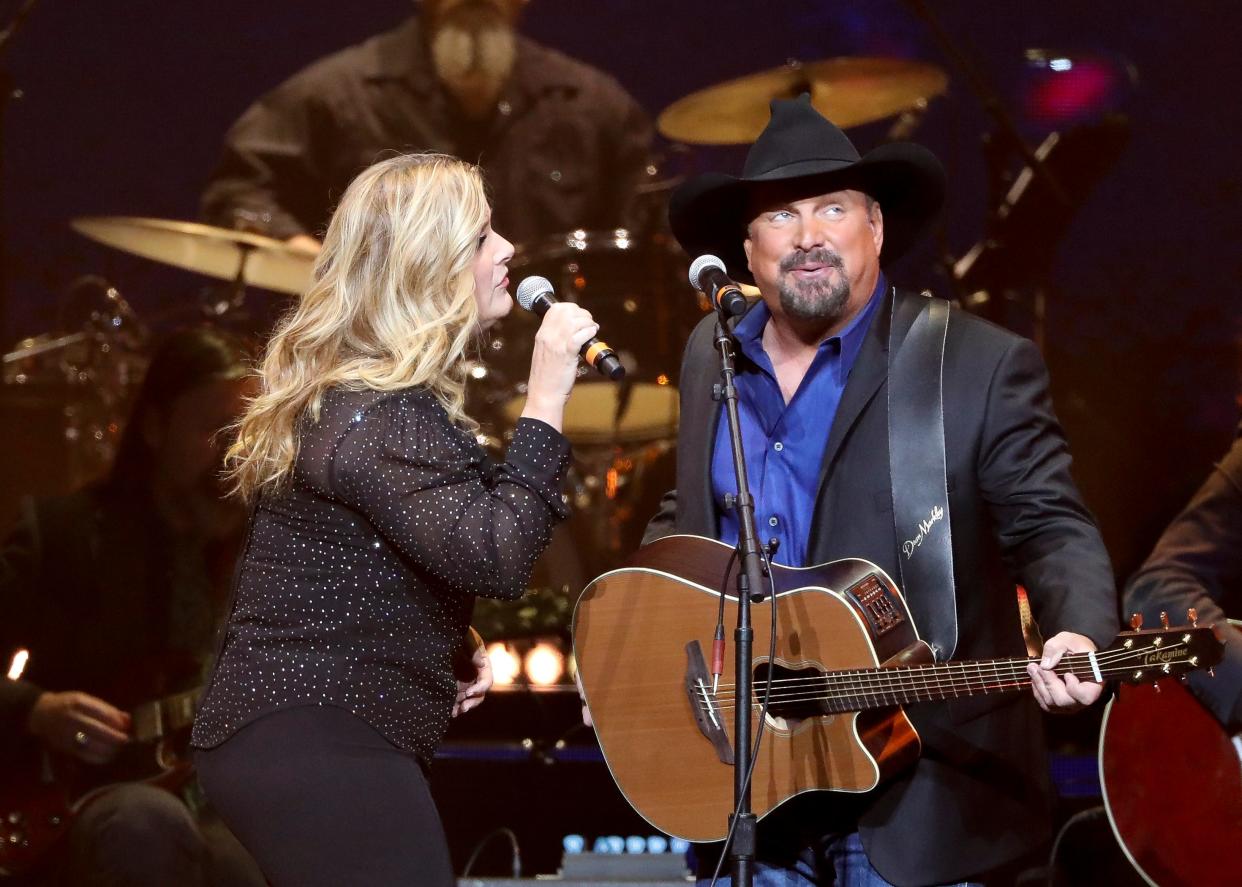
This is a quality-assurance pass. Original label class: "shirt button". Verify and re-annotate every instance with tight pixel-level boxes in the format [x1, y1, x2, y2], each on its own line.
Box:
[768, 516, 779, 527]
[549, 169, 563, 183]
[497, 100, 512, 116]
[773, 441, 784, 452]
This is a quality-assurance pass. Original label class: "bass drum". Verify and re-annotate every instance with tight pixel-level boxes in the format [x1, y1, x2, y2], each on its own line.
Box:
[478, 229, 706, 445]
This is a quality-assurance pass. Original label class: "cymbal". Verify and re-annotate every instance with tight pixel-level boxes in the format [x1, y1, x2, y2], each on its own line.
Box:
[71, 216, 315, 296]
[657, 57, 948, 146]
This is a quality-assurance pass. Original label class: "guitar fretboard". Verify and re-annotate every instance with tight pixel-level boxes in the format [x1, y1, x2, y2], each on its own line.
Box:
[707, 633, 1212, 714]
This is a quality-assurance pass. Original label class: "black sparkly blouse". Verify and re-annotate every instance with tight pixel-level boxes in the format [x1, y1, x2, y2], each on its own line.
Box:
[191, 387, 570, 760]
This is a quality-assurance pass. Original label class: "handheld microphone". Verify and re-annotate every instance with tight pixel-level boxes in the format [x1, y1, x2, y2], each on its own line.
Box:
[515, 276, 625, 380]
[689, 254, 748, 318]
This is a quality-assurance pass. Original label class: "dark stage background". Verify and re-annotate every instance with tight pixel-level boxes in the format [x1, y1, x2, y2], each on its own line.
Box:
[3, 0, 1239, 577]
[1, 0, 1239, 877]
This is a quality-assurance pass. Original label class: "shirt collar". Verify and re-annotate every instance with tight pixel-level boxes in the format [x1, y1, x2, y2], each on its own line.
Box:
[733, 271, 888, 367]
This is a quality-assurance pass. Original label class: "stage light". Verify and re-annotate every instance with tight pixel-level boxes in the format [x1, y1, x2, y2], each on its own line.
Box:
[1019, 49, 1135, 129]
[487, 642, 521, 686]
[524, 642, 565, 686]
[7, 649, 29, 680]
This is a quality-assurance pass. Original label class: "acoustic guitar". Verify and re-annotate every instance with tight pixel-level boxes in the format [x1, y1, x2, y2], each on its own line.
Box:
[0, 685, 200, 877]
[573, 535, 1223, 842]
[1099, 620, 1241, 887]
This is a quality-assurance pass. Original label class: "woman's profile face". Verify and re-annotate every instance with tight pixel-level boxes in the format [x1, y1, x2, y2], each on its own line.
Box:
[472, 216, 514, 330]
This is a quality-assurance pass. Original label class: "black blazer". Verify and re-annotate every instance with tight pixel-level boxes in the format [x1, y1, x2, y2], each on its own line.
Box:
[645, 288, 1119, 885]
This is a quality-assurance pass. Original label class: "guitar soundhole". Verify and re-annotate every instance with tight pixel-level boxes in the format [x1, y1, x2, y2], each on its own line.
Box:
[753, 662, 830, 729]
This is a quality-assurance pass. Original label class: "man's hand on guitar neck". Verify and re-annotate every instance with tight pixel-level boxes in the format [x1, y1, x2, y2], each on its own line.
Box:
[1026, 631, 1104, 713]
[26, 691, 132, 765]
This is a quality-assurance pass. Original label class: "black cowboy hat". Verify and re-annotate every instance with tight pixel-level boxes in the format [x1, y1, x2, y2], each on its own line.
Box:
[668, 93, 946, 283]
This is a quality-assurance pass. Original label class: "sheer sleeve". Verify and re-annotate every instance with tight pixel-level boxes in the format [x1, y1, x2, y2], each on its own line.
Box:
[330, 392, 570, 600]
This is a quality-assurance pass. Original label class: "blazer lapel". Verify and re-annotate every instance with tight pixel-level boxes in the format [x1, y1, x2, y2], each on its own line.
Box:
[678, 315, 727, 537]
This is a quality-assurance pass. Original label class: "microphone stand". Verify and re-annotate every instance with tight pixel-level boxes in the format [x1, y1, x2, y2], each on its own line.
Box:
[710, 306, 768, 887]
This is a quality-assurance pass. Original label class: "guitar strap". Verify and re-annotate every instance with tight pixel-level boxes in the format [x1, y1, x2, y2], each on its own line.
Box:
[887, 291, 957, 660]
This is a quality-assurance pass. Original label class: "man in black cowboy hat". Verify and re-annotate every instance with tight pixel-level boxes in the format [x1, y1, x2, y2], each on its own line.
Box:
[643, 95, 1118, 885]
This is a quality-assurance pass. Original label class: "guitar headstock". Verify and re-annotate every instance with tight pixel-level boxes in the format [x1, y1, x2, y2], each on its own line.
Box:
[1099, 615, 1225, 685]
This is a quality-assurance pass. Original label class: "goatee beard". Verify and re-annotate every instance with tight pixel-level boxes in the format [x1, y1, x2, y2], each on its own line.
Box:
[777, 248, 850, 323]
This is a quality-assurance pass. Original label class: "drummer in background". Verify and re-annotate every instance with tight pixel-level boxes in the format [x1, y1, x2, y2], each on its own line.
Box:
[201, 0, 653, 252]
[0, 328, 265, 887]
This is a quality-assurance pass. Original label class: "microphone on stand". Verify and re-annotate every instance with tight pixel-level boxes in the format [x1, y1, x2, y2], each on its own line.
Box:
[515, 276, 625, 380]
[689, 254, 748, 318]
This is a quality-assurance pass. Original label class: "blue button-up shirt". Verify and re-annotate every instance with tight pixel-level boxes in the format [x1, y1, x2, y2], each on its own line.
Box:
[711, 275, 886, 566]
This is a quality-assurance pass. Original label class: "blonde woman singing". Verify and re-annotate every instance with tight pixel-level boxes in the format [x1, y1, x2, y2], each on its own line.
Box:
[190, 154, 598, 886]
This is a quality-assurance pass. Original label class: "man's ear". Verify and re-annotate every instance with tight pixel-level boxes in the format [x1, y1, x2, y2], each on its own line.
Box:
[869, 202, 885, 255]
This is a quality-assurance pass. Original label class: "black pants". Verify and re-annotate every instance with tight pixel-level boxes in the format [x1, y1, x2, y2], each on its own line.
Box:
[194, 705, 454, 887]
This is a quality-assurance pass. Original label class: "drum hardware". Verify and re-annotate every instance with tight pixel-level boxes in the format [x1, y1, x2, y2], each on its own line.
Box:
[951, 113, 1130, 346]
[482, 228, 700, 448]
[70, 216, 317, 307]
[1, 275, 147, 524]
[656, 57, 948, 146]
[563, 437, 676, 579]
[899, 0, 1071, 210]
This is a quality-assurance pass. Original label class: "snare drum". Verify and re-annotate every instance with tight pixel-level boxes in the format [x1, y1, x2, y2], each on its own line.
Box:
[481, 229, 705, 444]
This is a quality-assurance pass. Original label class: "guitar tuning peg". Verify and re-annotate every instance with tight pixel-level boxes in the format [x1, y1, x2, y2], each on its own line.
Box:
[1130, 613, 1143, 631]
[1208, 667, 1216, 678]
[1159, 611, 1170, 629]
[1188, 607, 1198, 627]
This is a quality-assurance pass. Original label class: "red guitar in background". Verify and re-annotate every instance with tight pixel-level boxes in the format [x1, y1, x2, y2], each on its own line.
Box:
[0, 677, 201, 878]
[1099, 615, 1241, 887]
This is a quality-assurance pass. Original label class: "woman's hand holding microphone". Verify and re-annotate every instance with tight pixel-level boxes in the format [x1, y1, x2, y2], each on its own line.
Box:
[520, 302, 599, 434]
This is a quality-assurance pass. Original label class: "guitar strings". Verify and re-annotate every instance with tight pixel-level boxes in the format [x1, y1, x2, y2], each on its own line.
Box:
[699, 642, 1195, 711]
[704, 650, 1186, 707]
[705, 641, 1192, 694]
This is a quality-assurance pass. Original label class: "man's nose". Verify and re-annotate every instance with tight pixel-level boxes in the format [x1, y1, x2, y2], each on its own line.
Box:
[793, 218, 825, 253]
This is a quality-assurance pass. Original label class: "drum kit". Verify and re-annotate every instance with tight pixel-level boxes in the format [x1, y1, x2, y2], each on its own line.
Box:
[1, 56, 951, 567]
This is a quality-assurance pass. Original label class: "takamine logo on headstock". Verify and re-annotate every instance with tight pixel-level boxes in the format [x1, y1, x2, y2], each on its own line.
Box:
[1141, 647, 1188, 665]
[1110, 607, 1225, 686]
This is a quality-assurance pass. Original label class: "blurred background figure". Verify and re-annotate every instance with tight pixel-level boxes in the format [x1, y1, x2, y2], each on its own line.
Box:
[1125, 423, 1242, 727]
[0, 326, 264, 887]
[200, 0, 654, 251]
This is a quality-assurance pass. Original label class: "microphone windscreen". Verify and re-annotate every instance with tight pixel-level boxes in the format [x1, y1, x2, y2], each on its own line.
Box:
[515, 276, 554, 312]
[688, 254, 726, 290]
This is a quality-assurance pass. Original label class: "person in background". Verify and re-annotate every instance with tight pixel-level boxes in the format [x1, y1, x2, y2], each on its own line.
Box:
[1124, 423, 1242, 728]
[0, 326, 264, 887]
[201, 0, 653, 252]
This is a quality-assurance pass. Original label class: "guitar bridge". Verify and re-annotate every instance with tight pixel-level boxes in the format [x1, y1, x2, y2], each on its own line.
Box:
[685, 641, 733, 765]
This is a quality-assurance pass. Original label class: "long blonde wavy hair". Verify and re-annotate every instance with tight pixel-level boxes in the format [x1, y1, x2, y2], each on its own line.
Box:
[227, 152, 489, 502]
